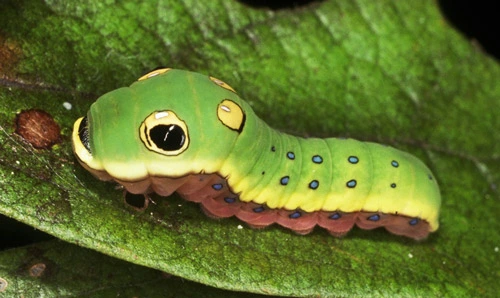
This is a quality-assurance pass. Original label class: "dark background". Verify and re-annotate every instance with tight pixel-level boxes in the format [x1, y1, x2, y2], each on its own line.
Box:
[439, 0, 499, 60]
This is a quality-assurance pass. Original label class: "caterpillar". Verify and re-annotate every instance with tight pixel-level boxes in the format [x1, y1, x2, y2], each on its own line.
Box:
[72, 68, 441, 240]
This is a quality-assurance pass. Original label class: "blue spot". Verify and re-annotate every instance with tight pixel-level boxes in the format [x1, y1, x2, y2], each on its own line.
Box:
[287, 152, 295, 160]
[253, 206, 265, 213]
[224, 197, 236, 203]
[409, 218, 419, 226]
[312, 155, 323, 164]
[271, 146, 276, 152]
[212, 184, 223, 190]
[280, 176, 290, 185]
[428, 174, 433, 180]
[348, 156, 359, 164]
[329, 212, 341, 220]
[367, 214, 380, 221]
[346, 179, 357, 188]
[289, 211, 301, 219]
[309, 180, 319, 189]
[391, 183, 397, 188]
[391, 160, 399, 168]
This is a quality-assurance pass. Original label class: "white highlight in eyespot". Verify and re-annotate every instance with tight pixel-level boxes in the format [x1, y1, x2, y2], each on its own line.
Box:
[221, 105, 231, 112]
[155, 111, 169, 119]
[148, 72, 160, 78]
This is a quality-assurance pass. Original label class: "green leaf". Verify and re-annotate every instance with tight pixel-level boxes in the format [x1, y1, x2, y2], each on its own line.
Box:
[0, 240, 265, 297]
[1, 0, 499, 297]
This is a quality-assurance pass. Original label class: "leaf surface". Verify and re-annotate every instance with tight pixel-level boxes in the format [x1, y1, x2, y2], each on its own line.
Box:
[0, 1, 499, 296]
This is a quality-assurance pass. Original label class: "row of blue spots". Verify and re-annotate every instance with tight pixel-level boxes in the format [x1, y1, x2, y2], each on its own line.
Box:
[211, 184, 239, 204]
[328, 212, 420, 227]
[271, 147, 324, 164]
[285, 150, 324, 165]
[366, 214, 420, 227]
[289, 211, 418, 222]
[213, 180, 419, 227]
[346, 181, 397, 189]
[217, 195, 423, 228]
[281, 176, 319, 190]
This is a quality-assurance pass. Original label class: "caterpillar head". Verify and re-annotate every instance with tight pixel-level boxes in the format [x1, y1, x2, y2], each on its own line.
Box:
[72, 68, 251, 182]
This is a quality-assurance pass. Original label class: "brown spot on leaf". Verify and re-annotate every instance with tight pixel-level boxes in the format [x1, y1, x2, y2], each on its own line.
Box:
[15, 109, 61, 149]
[29, 263, 46, 277]
[0, 36, 22, 78]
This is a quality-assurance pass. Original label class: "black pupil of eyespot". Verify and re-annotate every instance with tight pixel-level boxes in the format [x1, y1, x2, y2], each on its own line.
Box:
[78, 116, 91, 153]
[149, 124, 185, 151]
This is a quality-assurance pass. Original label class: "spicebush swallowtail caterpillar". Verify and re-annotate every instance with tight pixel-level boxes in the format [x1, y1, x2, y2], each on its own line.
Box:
[72, 68, 441, 240]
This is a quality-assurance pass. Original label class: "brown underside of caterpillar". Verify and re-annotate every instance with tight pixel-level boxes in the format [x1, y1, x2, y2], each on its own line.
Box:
[91, 169, 430, 240]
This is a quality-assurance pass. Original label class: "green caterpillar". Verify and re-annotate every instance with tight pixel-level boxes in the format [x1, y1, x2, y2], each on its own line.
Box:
[72, 68, 441, 240]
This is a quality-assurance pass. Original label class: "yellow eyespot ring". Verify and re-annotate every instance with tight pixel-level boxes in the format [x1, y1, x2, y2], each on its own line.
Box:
[72, 117, 93, 165]
[139, 110, 189, 156]
[138, 68, 172, 81]
[217, 99, 245, 132]
[71, 117, 105, 173]
[210, 76, 237, 93]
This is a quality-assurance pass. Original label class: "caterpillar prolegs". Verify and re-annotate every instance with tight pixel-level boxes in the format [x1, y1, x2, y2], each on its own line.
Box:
[72, 68, 441, 240]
